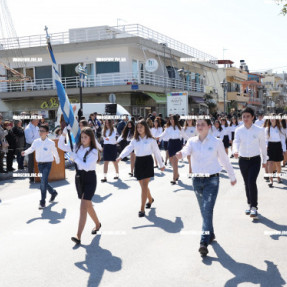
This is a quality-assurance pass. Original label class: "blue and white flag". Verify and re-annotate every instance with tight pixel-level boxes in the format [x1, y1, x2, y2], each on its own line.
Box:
[45, 27, 80, 145]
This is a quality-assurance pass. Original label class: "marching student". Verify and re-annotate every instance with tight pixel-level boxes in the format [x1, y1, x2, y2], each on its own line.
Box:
[233, 107, 267, 218]
[280, 118, 287, 167]
[254, 113, 265, 127]
[101, 120, 119, 182]
[184, 119, 197, 177]
[117, 120, 135, 176]
[58, 127, 101, 245]
[116, 119, 165, 217]
[162, 120, 170, 166]
[220, 118, 231, 155]
[176, 118, 236, 257]
[265, 117, 286, 187]
[22, 125, 59, 209]
[229, 116, 239, 158]
[211, 120, 224, 140]
[151, 117, 163, 168]
[158, 115, 189, 184]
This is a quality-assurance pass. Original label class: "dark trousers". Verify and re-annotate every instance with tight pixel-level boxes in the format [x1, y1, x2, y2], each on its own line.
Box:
[16, 149, 24, 169]
[0, 150, 4, 171]
[26, 144, 35, 180]
[239, 156, 261, 209]
[6, 149, 15, 170]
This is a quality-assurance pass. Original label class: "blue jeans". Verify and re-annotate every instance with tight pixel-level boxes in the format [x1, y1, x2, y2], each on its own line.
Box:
[38, 162, 55, 204]
[16, 149, 24, 169]
[192, 176, 220, 246]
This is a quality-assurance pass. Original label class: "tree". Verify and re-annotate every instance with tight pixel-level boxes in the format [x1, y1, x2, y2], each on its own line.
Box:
[275, 0, 287, 15]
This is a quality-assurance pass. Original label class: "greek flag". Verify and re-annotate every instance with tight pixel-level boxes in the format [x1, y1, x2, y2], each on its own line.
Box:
[45, 27, 80, 144]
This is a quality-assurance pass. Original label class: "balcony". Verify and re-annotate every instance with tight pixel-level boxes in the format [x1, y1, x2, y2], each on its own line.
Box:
[226, 68, 248, 82]
[0, 24, 217, 62]
[227, 92, 249, 102]
[0, 71, 204, 98]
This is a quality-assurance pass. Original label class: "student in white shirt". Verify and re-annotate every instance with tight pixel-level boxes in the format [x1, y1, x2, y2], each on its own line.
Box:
[265, 118, 286, 186]
[117, 120, 135, 176]
[58, 127, 101, 245]
[162, 121, 170, 166]
[22, 125, 59, 209]
[151, 117, 163, 168]
[183, 119, 197, 177]
[101, 120, 119, 182]
[158, 115, 188, 184]
[254, 114, 265, 127]
[229, 116, 239, 158]
[280, 119, 287, 167]
[211, 120, 224, 140]
[220, 118, 231, 155]
[233, 107, 267, 218]
[176, 118, 236, 257]
[117, 119, 165, 217]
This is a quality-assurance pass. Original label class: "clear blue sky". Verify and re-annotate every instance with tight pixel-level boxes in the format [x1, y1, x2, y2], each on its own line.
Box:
[2, 0, 287, 73]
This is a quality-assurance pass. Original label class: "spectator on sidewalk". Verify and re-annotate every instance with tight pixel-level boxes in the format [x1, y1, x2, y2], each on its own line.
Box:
[12, 120, 26, 170]
[3, 121, 17, 172]
[0, 114, 8, 173]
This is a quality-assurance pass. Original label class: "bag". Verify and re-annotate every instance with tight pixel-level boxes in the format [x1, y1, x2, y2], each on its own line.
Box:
[74, 149, 91, 199]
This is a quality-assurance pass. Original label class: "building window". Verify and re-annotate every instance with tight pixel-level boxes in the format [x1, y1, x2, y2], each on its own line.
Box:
[96, 62, 120, 74]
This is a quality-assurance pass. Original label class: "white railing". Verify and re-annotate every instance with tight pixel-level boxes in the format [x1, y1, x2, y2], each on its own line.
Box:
[0, 72, 204, 93]
[0, 24, 217, 61]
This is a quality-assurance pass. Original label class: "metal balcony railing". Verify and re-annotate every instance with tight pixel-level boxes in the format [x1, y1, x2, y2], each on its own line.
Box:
[0, 72, 204, 93]
[0, 24, 217, 62]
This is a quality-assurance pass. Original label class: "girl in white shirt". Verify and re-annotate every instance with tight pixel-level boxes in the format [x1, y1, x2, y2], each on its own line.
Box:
[265, 118, 286, 186]
[220, 118, 231, 155]
[158, 115, 189, 184]
[229, 116, 238, 158]
[58, 127, 101, 245]
[101, 120, 119, 182]
[184, 119, 197, 177]
[151, 117, 163, 168]
[176, 119, 236, 256]
[117, 119, 164, 217]
[280, 119, 287, 167]
[211, 120, 224, 140]
[117, 120, 135, 176]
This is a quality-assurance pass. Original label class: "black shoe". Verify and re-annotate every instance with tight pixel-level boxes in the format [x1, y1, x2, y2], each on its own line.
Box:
[114, 176, 119, 180]
[91, 223, 102, 235]
[199, 244, 208, 256]
[154, 166, 158, 169]
[209, 233, 216, 244]
[71, 237, 81, 245]
[128, 172, 133, 176]
[146, 198, 154, 209]
[7, 168, 15, 172]
[39, 201, 45, 209]
[138, 211, 145, 217]
[170, 181, 176, 185]
[101, 178, 107, 182]
[49, 191, 58, 202]
[268, 182, 273, 188]
[230, 155, 234, 158]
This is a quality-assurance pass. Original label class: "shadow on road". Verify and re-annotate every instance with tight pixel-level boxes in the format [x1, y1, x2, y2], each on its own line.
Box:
[173, 180, 191, 193]
[203, 242, 286, 287]
[132, 208, 184, 233]
[26, 202, 66, 224]
[92, 193, 112, 204]
[253, 214, 287, 240]
[74, 235, 122, 287]
[105, 179, 130, 190]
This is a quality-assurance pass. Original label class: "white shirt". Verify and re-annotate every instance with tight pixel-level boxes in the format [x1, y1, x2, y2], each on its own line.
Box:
[229, 124, 238, 133]
[184, 126, 197, 138]
[255, 119, 265, 127]
[221, 126, 231, 140]
[151, 127, 163, 138]
[58, 135, 98, 171]
[211, 126, 224, 140]
[159, 126, 188, 141]
[233, 124, 268, 163]
[180, 134, 236, 182]
[119, 136, 164, 168]
[102, 129, 117, 145]
[24, 123, 40, 144]
[24, 137, 60, 164]
[265, 126, 286, 152]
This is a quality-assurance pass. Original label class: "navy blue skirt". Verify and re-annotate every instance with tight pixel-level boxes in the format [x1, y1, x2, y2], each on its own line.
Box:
[168, 139, 182, 157]
[103, 144, 117, 161]
[223, 135, 229, 148]
[134, 155, 154, 180]
[163, 141, 168, 151]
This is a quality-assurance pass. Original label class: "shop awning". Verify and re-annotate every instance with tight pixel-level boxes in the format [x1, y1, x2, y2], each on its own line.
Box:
[145, 92, 167, 104]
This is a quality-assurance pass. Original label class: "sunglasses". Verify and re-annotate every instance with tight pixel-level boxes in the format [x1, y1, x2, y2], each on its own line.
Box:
[39, 130, 47, 133]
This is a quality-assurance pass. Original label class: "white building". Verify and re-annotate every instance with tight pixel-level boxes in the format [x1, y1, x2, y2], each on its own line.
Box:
[0, 24, 217, 119]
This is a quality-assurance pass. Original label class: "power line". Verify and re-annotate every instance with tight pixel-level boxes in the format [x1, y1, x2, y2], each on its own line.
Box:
[250, 65, 287, 72]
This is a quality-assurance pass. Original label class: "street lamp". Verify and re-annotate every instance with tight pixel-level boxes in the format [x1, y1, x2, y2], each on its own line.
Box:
[220, 79, 228, 114]
[75, 64, 88, 111]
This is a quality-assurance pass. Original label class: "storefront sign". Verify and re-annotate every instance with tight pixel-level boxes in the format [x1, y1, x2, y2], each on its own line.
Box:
[166, 91, 188, 116]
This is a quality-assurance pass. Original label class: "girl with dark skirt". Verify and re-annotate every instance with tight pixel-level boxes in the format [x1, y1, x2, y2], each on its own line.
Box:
[184, 119, 197, 177]
[116, 119, 165, 217]
[220, 118, 231, 155]
[162, 120, 170, 166]
[58, 127, 101, 245]
[280, 118, 287, 167]
[151, 117, 163, 168]
[265, 118, 286, 187]
[117, 120, 135, 176]
[158, 115, 188, 184]
[101, 120, 119, 182]
[211, 120, 224, 140]
[229, 116, 238, 158]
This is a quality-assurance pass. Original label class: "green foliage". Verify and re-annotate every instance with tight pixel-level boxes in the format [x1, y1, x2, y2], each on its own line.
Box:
[276, 0, 287, 15]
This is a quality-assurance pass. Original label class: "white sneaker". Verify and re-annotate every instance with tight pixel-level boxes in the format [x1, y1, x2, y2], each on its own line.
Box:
[250, 207, 258, 217]
[245, 205, 251, 215]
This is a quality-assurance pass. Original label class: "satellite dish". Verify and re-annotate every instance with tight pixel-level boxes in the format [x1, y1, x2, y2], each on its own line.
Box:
[145, 58, 158, 73]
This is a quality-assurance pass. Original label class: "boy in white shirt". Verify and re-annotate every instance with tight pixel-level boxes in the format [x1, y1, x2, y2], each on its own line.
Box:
[22, 125, 60, 209]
